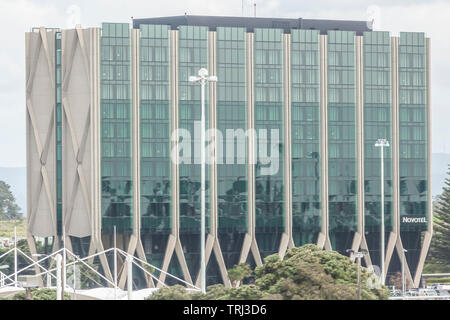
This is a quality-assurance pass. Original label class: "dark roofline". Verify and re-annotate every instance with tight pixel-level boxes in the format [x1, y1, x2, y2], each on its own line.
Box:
[132, 15, 372, 35]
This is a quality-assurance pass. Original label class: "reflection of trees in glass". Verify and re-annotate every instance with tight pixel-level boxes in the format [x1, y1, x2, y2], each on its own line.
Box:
[400, 178, 407, 195]
[219, 176, 246, 217]
[143, 180, 170, 217]
[416, 180, 426, 194]
[180, 177, 209, 217]
[102, 177, 132, 217]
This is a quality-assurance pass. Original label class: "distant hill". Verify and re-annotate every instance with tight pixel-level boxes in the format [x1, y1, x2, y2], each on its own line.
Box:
[0, 167, 26, 216]
[0, 153, 448, 217]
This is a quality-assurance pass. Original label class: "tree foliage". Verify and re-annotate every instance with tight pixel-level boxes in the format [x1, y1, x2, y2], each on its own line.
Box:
[147, 244, 389, 300]
[147, 285, 195, 300]
[227, 263, 252, 287]
[0, 239, 35, 275]
[425, 164, 450, 273]
[11, 288, 71, 300]
[388, 271, 412, 290]
[0, 180, 22, 220]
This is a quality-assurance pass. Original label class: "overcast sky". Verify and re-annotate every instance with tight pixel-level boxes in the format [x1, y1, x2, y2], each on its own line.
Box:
[0, 0, 449, 167]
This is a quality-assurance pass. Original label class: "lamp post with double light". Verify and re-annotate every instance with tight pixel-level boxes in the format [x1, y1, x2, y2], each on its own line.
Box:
[189, 68, 217, 294]
[347, 249, 368, 300]
[402, 249, 408, 297]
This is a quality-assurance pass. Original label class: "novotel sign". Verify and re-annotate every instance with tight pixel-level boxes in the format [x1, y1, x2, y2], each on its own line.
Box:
[402, 217, 427, 223]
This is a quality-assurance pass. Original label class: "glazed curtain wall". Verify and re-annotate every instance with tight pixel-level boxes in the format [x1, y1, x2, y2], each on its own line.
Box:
[363, 31, 393, 267]
[216, 27, 248, 270]
[139, 24, 171, 269]
[177, 25, 210, 280]
[327, 31, 358, 253]
[100, 23, 133, 234]
[398, 32, 428, 274]
[91, 25, 430, 284]
[254, 28, 285, 259]
[363, 31, 393, 232]
[290, 29, 321, 246]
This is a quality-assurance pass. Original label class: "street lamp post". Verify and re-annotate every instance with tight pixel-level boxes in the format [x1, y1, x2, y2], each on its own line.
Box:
[189, 68, 217, 294]
[375, 138, 389, 286]
[347, 249, 367, 300]
[402, 249, 408, 297]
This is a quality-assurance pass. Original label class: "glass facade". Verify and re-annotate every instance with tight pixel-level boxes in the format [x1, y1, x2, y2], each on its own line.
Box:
[363, 31, 393, 268]
[55, 32, 62, 235]
[327, 31, 357, 253]
[398, 32, 428, 273]
[178, 25, 210, 279]
[254, 28, 284, 259]
[100, 23, 133, 234]
[216, 27, 248, 270]
[139, 24, 172, 269]
[290, 29, 321, 246]
[43, 20, 430, 286]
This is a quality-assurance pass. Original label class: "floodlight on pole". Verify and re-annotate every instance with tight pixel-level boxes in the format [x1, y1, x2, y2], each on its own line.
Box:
[189, 67, 217, 294]
[375, 138, 389, 286]
[402, 249, 408, 297]
[346, 249, 368, 300]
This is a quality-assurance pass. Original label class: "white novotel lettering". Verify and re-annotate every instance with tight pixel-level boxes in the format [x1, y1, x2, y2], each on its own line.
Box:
[402, 217, 427, 223]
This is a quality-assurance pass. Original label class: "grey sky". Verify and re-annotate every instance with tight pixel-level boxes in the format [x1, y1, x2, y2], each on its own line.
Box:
[0, 0, 448, 167]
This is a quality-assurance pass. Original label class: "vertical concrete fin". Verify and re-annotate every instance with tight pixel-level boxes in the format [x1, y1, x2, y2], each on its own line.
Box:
[319, 34, 329, 245]
[414, 37, 432, 287]
[208, 30, 218, 237]
[391, 36, 400, 235]
[356, 36, 365, 238]
[131, 28, 141, 239]
[283, 33, 293, 246]
[170, 30, 180, 237]
[246, 32, 255, 238]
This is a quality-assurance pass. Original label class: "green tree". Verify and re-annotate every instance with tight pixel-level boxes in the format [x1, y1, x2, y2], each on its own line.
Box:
[0, 239, 35, 275]
[227, 263, 252, 287]
[0, 180, 22, 220]
[11, 288, 71, 300]
[425, 164, 450, 273]
[147, 285, 193, 300]
[146, 245, 389, 300]
[388, 271, 412, 290]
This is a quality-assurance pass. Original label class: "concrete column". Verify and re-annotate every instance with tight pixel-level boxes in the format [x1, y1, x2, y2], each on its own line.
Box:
[354, 35, 364, 251]
[318, 34, 330, 249]
[281, 33, 293, 254]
